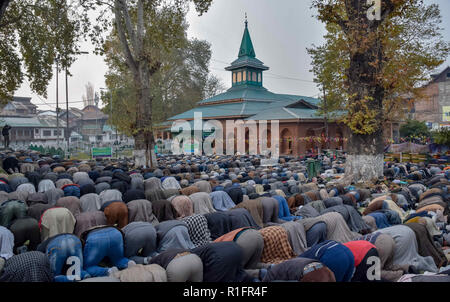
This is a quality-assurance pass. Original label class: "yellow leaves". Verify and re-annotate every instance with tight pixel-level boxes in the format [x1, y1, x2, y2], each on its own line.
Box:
[343, 97, 379, 135]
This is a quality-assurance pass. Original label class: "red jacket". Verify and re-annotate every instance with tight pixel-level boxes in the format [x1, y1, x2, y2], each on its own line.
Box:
[343, 241, 377, 267]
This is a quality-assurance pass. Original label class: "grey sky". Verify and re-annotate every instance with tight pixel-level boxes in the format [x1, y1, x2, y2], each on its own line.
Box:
[15, 0, 450, 111]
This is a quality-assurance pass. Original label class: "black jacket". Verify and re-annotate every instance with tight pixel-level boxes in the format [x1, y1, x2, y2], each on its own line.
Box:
[2, 125, 11, 136]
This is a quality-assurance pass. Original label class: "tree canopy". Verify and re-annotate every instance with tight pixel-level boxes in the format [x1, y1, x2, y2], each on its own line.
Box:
[399, 119, 431, 139]
[78, 0, 214, 167]
[0, 0, 88, 103]
[432, 127, 450, 147]
[102, 26, 225, 137]
[309, 0, 449, 135]
[309, 0, 449, 183]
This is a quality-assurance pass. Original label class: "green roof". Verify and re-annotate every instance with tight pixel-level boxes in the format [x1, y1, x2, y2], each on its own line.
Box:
[198, 85, 294, 105]
[82, 124, 101, 130]
[245, 107, 347, 121]
[168, 93, 324, 121]
[102, 124, 116, 132]
[239, 20, 255, 58]
[166, 19, 328, 124]
[168, 101, 265, 120]
[0, 117, 42, 127]
[225, 20, 268, 72]
[245, 107, 320, 120]
[0, 116, 66, 128]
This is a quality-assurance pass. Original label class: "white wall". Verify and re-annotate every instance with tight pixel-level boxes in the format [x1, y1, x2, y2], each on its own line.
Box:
[34, 128, 65, 140]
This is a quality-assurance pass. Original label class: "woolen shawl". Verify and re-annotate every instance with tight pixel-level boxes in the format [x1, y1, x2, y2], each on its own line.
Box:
[377, 225, 438, 273]
[259, 226, 296, 264]
[170, 195, 193, 219]
[233, 198, 263, 228]
[190, 242, 250, 282]
[152, 199, 178, 222]
[127, 199, 159, 226]
[210, 191, 236, 212]
[181, 214, 211, 248]
[74, 211, 107, 237]
[280, 221, 308, 256]
[189, 192, 216, 215]
[300, 212, 360, 243]
[204, 212, 233, 240]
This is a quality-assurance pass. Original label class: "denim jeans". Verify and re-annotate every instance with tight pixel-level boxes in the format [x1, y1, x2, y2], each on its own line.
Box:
[83, 227, 130, 277]
[46, 234, 90, 282]
[305, 222, 327, 247]
[274, 196, 301, 221]
[393, 167, 400, 178]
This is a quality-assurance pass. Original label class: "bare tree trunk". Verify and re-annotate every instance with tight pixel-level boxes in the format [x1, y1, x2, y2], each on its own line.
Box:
[114, 0, 158, 168]
[344, 49, 385, 184]
[344, 131, 384, 184]
[133, 65, 157, 168]
[341, 0, 392, 184]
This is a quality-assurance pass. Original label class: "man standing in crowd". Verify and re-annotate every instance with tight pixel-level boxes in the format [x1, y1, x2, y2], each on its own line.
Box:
[2, 124, 12, 149]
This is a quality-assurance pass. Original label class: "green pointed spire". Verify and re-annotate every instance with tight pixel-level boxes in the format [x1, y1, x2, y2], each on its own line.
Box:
[238, 17, 255, 58]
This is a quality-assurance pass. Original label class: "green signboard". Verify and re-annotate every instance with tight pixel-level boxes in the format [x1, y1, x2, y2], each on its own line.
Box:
[92, 147, 112, 158]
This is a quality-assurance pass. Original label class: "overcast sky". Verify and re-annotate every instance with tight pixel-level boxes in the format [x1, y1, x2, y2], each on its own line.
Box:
[15, 0, 450, 111]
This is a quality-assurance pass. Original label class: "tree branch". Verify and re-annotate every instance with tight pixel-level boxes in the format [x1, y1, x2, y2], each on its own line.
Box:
[137, 0, 144, 55]
[323, 2, 349, 34]
[380, 0, 395, 21]
[114, 0, 138, 75]
[116, 0, 139, 55]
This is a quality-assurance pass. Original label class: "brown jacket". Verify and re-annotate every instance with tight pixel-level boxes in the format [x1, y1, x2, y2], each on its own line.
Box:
[104, 201, 129, 228]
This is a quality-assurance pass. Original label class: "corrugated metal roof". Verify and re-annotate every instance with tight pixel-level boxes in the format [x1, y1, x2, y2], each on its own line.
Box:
[168, 99, 287, 121]
[168, 87, 324, 122]
[82, 124, 101, 130]
[0, 117, 42, 127]
[245, 108, 347, 121]
[37, 116, 66, 127]
[244, 107, 319, 120]
[198, 86, 287, 104]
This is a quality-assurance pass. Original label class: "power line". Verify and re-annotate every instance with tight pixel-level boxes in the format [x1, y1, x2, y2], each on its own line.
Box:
[23, 80, 56, 109]
[211, 59, 317, 84]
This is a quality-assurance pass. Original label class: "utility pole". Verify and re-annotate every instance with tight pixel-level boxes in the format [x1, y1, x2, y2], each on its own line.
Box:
[65, 68, 69, 154]
[323, 85, 329, 150]
[56, 59, 59, 147]
[66, 51, 88, 156]
[110, 91, 114, 158]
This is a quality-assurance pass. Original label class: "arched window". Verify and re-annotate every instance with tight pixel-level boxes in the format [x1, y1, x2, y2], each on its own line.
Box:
[258, 73, 262, 83]
[243, 70, 247, 81]
[233, 73, 236, 84]
[252, 72, 257, 82]
[237, 72, 242, 82]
